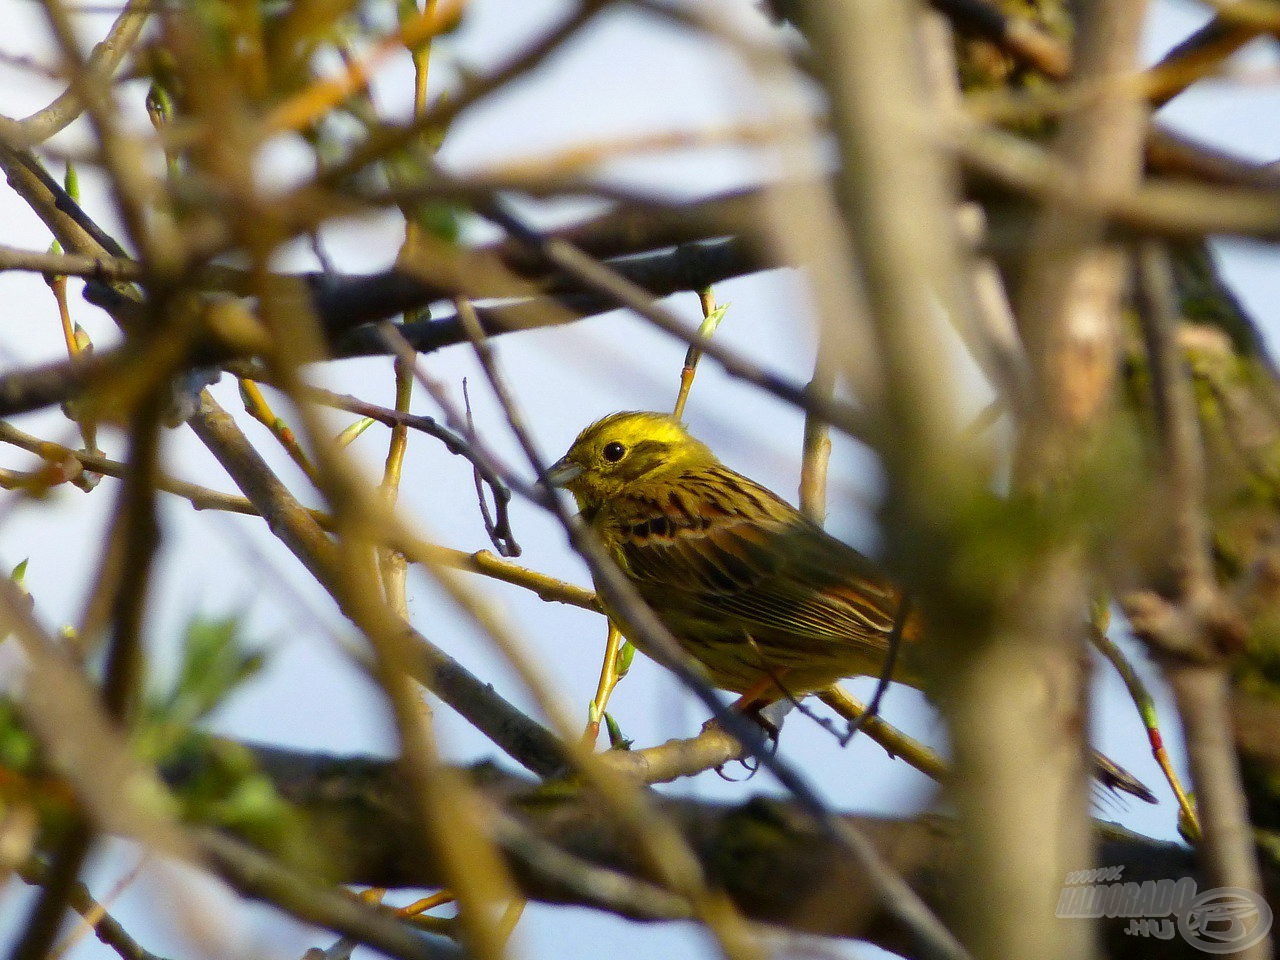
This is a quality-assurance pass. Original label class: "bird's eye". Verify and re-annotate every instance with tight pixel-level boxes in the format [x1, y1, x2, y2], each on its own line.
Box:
[602, 441, 626, 462]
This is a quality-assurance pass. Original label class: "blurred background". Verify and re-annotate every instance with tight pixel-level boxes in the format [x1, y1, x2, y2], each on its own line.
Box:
[0, 0, 1277, 956]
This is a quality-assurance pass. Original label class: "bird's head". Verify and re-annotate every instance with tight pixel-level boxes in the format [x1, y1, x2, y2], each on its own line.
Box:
[545, 411, 717, 509]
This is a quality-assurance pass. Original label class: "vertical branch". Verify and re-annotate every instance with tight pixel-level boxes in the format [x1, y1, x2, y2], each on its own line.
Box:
[378, 355, 413, 614]
[1012, 0, 1152, 468]
[798, 351, 834, 522]
[381, 0, 440, 614]
[673, 288, 727, 420]
[101, 401, 163, 722]
[1132, 242, 1268, 959]
[987, 2, 1151, 958]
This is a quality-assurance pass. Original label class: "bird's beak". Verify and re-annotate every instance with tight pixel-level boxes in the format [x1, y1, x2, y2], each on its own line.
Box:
[543, 457, 583, 488]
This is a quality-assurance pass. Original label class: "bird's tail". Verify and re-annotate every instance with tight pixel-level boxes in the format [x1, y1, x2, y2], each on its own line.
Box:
[1091, 749, 1157, 804]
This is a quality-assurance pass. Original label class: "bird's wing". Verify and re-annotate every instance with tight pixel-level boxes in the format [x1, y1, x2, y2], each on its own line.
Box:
[605, 470, 905, 652]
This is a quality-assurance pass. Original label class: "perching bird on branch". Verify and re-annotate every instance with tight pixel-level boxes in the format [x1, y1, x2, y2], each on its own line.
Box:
[547, 410, 1155, 802]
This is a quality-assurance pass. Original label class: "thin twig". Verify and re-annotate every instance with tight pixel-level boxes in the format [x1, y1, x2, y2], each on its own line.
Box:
[310, 0, 612, 192]
[462, 378, 519, 557]
[490, 809, 690, 921]
[840, 595, 911, 745]
[197, 831, 464, 960]
[929, 0, 1069, 79]
[477, 198, 875, 444]
[6, 0, 150, 147]
[10, 824, 96, 960]
[304, 381, 519, 557]
[0, 244, 141, 279]
[49, 855, 147, 960]
[37, 0, 170, 267]
[16, 856, 167, 960]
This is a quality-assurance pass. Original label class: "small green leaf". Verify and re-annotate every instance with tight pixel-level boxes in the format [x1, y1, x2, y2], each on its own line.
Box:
[11, 559, 28, 585]
[336, 417, 375, 448]
[695, 302, 730, 340]
[614, 640, 635, 679]
[172, 616, 264, 722]
[142, 616, 265, 758]
[63, 162, 79, 202]
[604, 713, 632, 751]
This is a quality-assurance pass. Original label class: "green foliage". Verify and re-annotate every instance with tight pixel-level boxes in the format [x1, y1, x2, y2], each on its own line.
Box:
[0, 700, 38, 774]
[0, 616, 315, 867]
[164, 733, 327, 877]
[139, 615, 265, 759]
[133, 616, 323, 872]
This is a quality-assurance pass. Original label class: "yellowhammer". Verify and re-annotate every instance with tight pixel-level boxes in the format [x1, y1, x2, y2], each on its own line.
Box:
[547, 410, 1155, 802]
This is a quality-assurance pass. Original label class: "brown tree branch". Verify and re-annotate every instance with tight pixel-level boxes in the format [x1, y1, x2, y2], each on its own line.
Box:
[183, 742, 1252, 960]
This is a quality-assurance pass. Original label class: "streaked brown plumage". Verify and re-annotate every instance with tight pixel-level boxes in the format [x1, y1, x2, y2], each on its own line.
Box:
[547, 410, 920, 697]
[547, 411, 1153, 801]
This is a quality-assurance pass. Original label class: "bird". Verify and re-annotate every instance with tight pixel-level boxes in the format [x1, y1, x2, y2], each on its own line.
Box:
[545, 409, 1156, 802]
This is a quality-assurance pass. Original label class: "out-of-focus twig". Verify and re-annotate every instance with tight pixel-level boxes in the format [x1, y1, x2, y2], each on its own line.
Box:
[16, 857, 165, 960]
[311, 0, 611, 190]
[38, 0, 172, 269]
[188, 392, 567, 777]
[10, 823, 96, 960]
[3, 0, 150, 147]
[478, 199, 874, 443]
[0, 575, 191, 857]
[1147, 12, 1269, 109]
[197, 830, 463, 960]
[48, 855, 146, 960]
[1088, 623, 1199, 835]
[264, 0, 462, 133]
[1130, 241, 1267, 958]
[798, 351, 834, 522]
[929, 0, 1069, 79]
